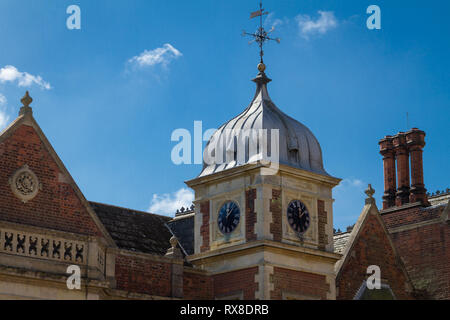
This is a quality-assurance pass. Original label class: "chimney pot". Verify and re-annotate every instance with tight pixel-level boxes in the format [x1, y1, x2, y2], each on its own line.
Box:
[406, 129, 428, 205]
[379, 136, 396, 209]
[393, 133, 410, 206]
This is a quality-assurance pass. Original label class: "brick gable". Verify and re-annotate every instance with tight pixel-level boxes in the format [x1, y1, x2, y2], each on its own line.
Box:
[336, 203, 414, 300]
[0, 119, 107, 238]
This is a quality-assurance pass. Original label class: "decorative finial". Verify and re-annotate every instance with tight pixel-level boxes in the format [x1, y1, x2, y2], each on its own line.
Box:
[21, 91, 33, 107]
[242, 1, 281, 67]
[19, 91, 33, 116]
[169, 235, 178, 249]
[165, 235, 182, 258]
[365, 184, 376, 204]
[257, 63, 266, 72]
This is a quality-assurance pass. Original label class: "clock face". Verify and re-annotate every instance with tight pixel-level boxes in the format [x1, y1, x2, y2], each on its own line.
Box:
[287, 200, 310, 234]
[218, 201, 240, 234]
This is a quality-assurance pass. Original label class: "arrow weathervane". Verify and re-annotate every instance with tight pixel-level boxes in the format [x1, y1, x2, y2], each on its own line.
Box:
[242, 1, 281, 65]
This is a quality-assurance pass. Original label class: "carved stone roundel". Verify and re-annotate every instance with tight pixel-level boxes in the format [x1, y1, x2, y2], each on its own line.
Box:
[10, 165, 40, 203]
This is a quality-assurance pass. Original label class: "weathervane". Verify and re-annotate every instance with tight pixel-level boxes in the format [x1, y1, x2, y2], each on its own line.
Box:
[242, 1, 281, 69]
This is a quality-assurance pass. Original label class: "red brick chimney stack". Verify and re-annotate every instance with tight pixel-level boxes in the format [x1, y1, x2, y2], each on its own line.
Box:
[380, 128, 429, 210]
[392, 133, 410, 206]
[379, 136, 396, 209]
[406, 128, 429, 205]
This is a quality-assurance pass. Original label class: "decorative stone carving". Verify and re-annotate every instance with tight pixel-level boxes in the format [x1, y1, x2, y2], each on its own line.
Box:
[9, 165, 41, 203]
[0, 226, 87, 265]
[165, 236, 182, 258]
[365, 184, 376, 205]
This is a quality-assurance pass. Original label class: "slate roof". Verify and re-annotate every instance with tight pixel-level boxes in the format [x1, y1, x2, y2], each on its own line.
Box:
[167, 213, 195, 256]
[333, 231, 351, 254]
[90, 201, 172, 256]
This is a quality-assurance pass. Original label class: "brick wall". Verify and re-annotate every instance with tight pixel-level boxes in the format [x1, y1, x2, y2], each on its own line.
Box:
[382, 205, 442, 229]
[200, 201, 210, 252]
[213, 267, 259, 299]
[0, 124, 102, 236]
[270, 189, 282, 241]
[183, 270, 213, 299]
[271, 267, 329, 300]
[245, 189, 257, 241]
[382, 205, 449, 299]
[337, 213, 413, 300]
[115, 254, 172, 297]
[317, 200, 328, 250]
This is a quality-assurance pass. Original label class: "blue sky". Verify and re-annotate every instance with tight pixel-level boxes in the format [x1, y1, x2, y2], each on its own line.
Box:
[0, 0, 448, 230]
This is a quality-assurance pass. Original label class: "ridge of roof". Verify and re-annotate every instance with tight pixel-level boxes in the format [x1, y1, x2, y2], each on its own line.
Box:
[89, 201, 172, 221]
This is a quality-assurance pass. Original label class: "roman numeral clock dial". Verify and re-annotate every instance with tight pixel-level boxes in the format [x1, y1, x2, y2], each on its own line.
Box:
[287, 200, 310, 234]
[218, 201, 240, 234]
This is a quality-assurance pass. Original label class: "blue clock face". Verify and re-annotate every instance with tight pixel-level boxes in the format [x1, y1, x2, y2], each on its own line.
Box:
[218, 201, 240, 234]
[287, 200, 310, 234]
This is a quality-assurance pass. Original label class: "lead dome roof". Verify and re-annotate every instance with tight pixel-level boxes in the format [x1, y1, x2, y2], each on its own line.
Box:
[199, 70, 328, 177]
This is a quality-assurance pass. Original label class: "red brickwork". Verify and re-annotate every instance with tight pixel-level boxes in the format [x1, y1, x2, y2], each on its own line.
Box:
[270, 189, 282, 241]
[393, 133, 410, 206]
[382, 205, 443, 229]
[317, 200, 328, 250]
[379, 136, 396, 209]
[213, 267, 259, 299]
[382, 205, 449, 299]
[200, 201, 210, 252]
[406, 129, 428, 205]
[271, 267, 329, 300]
[379, 129, 429, 209]
[0, 124, 102, 236]
[115, 254, 172, 297]
[183, 270, 213, 299]
[336, 213, 413, 300]
[245, 189, 257, 241]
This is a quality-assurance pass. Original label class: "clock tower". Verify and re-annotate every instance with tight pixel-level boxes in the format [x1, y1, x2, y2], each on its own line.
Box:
[186, 65, 341, 300]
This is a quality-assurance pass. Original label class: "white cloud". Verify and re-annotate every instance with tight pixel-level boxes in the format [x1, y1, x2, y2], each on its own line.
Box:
[336, 178, 365, 190]
[0, 65, 51, 90]
[0, 93, 10, 130]
[128, 44, 182, 68]
[265, 13, 285, 30]
[0, 112, 8, 130]
[148, 187, 194, 216]
[296, 11, 338, 39]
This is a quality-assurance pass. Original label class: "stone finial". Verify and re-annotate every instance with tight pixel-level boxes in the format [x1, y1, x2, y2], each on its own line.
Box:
[19, 91, 33, 116]
[21, 91, 33, 107]
[165, 235, 182, 259]
[365, 184, 375, 198]
[365, 184, 376, 205]
[170, 235, 178, 249]
[364, 184, 375, 204]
